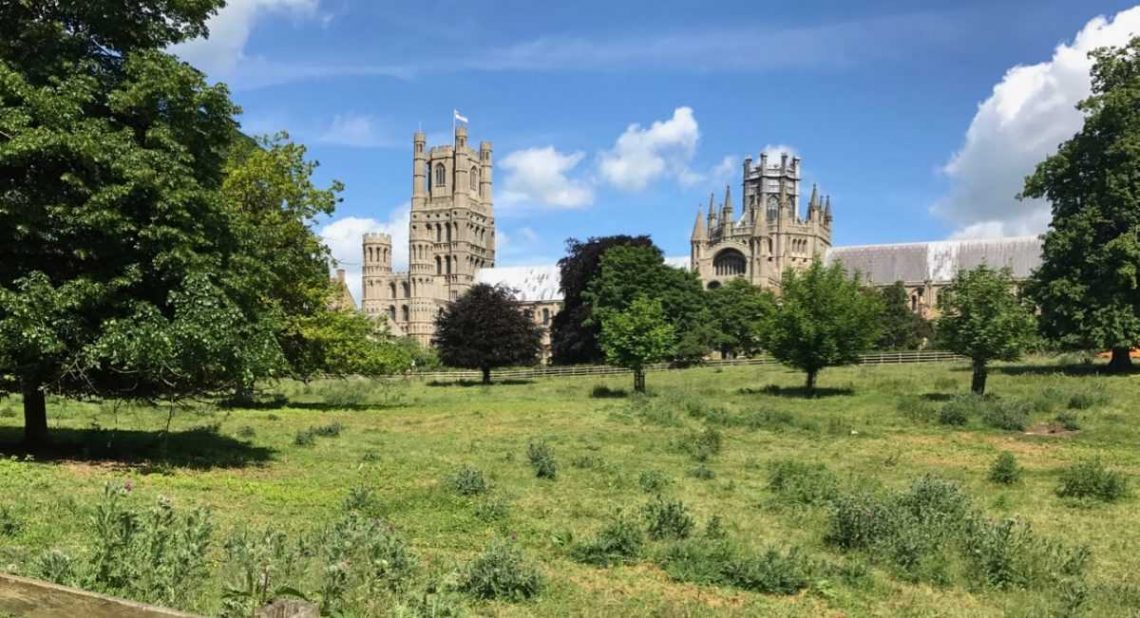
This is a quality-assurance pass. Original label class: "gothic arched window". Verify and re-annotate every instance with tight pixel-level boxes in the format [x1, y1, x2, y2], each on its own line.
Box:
[402, 281, 410, 298]
[401, 305, 409, 322]
[766, 196, 779, 222]
[470, 167, 478, 191]
[388, 282, 396, 298]
[434, 163, 446, 187]
[713, 249, 747, 277]
[542, 308, 550, 325]
[435, 256, 442, 275]
[387, 305, 396, 321]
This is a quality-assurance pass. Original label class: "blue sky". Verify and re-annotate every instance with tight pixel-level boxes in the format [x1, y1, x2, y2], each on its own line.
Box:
[172, 0, 1140, 298]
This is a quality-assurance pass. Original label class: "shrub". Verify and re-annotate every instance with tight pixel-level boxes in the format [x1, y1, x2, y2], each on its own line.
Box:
[33, 550, 77, 587]
[989, 452, 1022, 485]
[449, 465, 489, 496]
[638, 470, 671, 493]
[680, 427, 723, 462]
[1067, 390, 1109, 410]
[982, 400, 1030, 431]
[293, 429, 316, 447]
[343, 486, 376, 512]
[824, 491, 897, 550]
[739, 408, 797, 431]
[703, 515, 728, 540]
[964, 518, 1090, 590]
[236, 426, 256, 439]
[1056, 459, 1129, 503]
[897, 396, 937, 423]
[527, 441, 557, 480]
[313, 422, 344, 437]
[1055, 411, 1081, 431]
[590, 384, 627, 398]
[571, 514, 645, 566]
[456, 540, 540, 602]
[474, 495, 511, 522]
[688, 464, 716, 480]
[939, 395, 982, 426]
[643, 497, 695, 540]
[659, 537, 738, 584]
[86, 484, 214, 608]
[723, 547, 812, 595]
[0, 505, 23, 537]
[768, 460, 839, 506]
[627, 397, 681, 427]
[320, 513, 418, 602]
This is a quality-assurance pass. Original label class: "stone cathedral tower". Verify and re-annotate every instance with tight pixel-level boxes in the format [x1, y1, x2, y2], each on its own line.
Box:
[361, 125, 495, 344]
[690, 151, 832, 290]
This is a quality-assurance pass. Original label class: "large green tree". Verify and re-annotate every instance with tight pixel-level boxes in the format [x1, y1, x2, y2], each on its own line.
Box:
[221, 133, 409, 386]
[0, 0, 267, 444]
[433, 284, 543, 384]
[873, 282, 930, 351]
[1023, 37, 1140, 372]
[706, 278, 776, 358]
[600, 296, 675, 392]
[936, 266, 1036, 395]
[550, 235, 655, 365]
[583, 245, 710, 362]
[762, 261, 882, 391]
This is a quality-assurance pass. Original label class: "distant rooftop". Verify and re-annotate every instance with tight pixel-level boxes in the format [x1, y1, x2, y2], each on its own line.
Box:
[478, 256, 691, 302]
[824, 236, 1042, 285]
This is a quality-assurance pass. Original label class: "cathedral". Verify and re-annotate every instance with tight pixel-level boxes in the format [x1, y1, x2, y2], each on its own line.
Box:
[359, 125, 1043, 350]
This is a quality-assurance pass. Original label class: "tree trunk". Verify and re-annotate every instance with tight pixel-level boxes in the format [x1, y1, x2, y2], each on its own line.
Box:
[1108, 347, 1133, 373]
[22, 380, 48, 446]
[805, 370, 817, 393]
[633, 369, 646, 393]
[481, 367, 492, 384]
[971, 360, 987, 395]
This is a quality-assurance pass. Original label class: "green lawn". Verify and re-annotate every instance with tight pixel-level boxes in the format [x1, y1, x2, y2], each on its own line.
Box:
[1, 358, 1138, 616]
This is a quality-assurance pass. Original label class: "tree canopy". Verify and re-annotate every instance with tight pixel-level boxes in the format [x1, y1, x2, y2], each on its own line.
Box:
[706, 278, 776, 357]
[583, 245, 709, 363]
[0, 1, 405, 443]
[762, 261, 882, 391]
[873, 282, 930, 351]
[433, 284, 543, 384]
[1023, 37, 1140, 372]
[937, 266, 1036, 395]
[600, 296, 675, 392]
[550, 235, 655, 365]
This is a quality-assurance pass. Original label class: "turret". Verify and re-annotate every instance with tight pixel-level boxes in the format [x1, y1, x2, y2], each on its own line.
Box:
[363, 232, 392, 273]
[706, 193, 717, 232]
[808, 184, 820, 220]
[412, 131, 427, 208]
[824, 195, 832, 223]
[691, 207, 707, 241]
[479, 140, 493, 206]
[720, 184, 733, 231]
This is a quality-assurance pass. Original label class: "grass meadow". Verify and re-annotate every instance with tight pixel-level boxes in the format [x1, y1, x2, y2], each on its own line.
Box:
[0, 358, 1138, 616]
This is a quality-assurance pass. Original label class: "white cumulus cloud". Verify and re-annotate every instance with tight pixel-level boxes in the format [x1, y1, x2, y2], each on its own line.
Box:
[499, 146, 594, 209]
[599, 107, 701, 191]
[320, 207, 410, 304]
[171, 0, 321, 78]
[318, 113, 393, 148]
[934, 7, 1140, 239]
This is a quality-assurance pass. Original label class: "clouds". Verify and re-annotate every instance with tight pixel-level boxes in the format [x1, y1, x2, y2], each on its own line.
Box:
[934, 7, 1140, 239]
[320, 207, 410, 304]
[317, 113, 394, 148]
[170, 0, 321, 79]
[498, 106, 732, 212]
[499, 147, 594, 209]
[599, 107, 700, 191]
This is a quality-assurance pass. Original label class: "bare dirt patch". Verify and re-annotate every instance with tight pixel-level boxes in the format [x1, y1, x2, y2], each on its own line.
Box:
[1024, 422, 1080, 437]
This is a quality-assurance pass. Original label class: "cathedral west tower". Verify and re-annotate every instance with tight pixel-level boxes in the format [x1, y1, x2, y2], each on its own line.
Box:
[362, 124, 495, 345]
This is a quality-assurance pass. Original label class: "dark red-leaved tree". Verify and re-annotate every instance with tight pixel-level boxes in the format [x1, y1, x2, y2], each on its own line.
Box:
[433, 284, 543, 384]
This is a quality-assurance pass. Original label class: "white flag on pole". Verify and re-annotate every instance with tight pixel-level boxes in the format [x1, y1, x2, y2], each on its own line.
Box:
[453, 109, 469, 124]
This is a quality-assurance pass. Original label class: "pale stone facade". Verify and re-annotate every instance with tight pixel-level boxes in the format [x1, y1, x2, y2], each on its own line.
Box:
[361, 126, 495, 345]
[690, 152, 832, 291]
[360, 127, 1042, 351]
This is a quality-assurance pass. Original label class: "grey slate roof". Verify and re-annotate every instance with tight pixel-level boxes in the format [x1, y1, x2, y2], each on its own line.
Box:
[824, 236, 1042, 285]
